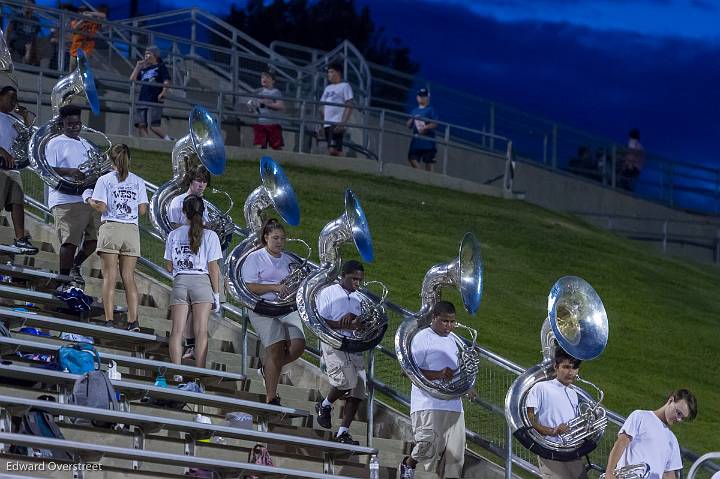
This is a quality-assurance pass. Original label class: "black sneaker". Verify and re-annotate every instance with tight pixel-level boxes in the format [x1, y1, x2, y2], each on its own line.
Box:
[267, 395, 281, 406]
[103, 320, 115, 329]
[334, 431, 359, 445]
[398, 457, 415, 479]
[13, 236, 38, 255]
[126, 321, 140, 332]
[315, 400, 332, 429]
[69, 266, 85, 286]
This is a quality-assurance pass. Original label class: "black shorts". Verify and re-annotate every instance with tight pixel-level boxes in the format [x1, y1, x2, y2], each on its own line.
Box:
[324, 126, 344, 151]
[408, 148, 437, 164]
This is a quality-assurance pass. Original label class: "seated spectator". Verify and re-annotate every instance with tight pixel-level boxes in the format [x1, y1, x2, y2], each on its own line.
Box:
[251, 70, 285, 150]
[130, 45, 172, 140]
[618, 128, 645, 191]
[5, 0, 40, 66]
[320, 62, 353, 157]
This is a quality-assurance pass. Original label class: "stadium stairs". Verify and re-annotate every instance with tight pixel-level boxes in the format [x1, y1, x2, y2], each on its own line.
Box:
[0, 171, 509, 479]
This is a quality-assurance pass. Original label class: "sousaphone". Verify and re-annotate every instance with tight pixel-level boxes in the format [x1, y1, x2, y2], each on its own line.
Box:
[395, 232, 484, 399]
[226, 156, 311, 316]
[505, 276, 609, 461]
[148, 105, 234, 250]
[296, 188, 389, 353]
[28, 49, 111, 194]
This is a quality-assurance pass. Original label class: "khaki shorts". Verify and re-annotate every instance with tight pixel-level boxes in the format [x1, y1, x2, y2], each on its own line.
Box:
[410, 409, 465, 478]
[248, 310, 305, 347]
[321, 342, 366, 399]
[171, 273, 214, 306]
[538, 457, 588, 479]
[97, 222, 140, 256]
[52, 202, 101, 246]
[0, 171, 24, 211]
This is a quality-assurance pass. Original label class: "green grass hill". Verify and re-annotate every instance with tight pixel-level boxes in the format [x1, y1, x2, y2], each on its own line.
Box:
[131, 148, 719, 454]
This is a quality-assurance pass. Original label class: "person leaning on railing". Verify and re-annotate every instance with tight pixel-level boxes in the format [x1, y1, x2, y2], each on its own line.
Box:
[130, 45, 172, 141]
[250, 70, 285, 150]
[320, 61, 353, 157]
[85, 144, 149, 332]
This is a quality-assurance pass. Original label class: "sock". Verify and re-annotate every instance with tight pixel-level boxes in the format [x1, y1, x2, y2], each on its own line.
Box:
[322, 398, 332, 408]
[336, 427, 349, 437]
[163, 135, 171, 140]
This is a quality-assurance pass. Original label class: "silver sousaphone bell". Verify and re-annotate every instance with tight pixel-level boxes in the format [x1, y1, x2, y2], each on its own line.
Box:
[226, 156, 309, 317]
[296, 189, 389, 353]
[395, 232, 484, 400]
[149, 105, 233, 250]
[505, 276, 609, 461]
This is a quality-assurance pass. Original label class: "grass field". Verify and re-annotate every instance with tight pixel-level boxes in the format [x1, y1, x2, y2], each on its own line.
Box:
[129, 148, 719, 455]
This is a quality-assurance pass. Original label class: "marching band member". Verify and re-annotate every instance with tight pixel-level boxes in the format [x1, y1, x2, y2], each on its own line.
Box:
[399, 301, 476, 479]
[605, 389, 697, 479]
[314, 259, 367, 445]
[240, 218, 306, 405]
[44, 104, 101, 287]
[168, 164, 210, 228]
[526, 348, 587, 479]
[164, 195, 221, 370]
[86, 144, 148, 332]
[0, 85, 38, 254]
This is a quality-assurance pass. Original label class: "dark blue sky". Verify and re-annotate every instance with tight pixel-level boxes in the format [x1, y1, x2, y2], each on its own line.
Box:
[41, 0, 720, 167]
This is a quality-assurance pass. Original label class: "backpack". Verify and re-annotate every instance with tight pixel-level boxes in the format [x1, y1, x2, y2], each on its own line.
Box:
[67, 370, 120, 428]
[10, 409, 73, 460]
[244, 444, 274, 479]
[57, 343, 100, 374]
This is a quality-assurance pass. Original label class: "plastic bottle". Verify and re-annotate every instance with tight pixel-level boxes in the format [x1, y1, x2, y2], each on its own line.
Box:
[369, 455, 380, 479]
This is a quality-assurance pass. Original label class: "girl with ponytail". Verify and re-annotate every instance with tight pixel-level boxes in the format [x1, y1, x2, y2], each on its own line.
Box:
[87, 144, 149, 332]
[164, 194, 222, 369]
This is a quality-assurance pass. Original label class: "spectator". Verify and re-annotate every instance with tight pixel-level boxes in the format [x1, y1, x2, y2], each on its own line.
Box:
[44, 104, 102, 288]
[165, 194, 221, 370]
[406, 88, 438, 171]
[130, 45, 172, 140]
[251, 70, 285, 150]
[398, 301, 476, 479]
[618, 128, 645, 191]
[87, 144, 149, 332]
[5, 0, 40, 66]
[0, 86, 38, 254]
[314, 260, 368, 445]
[68, 5, 107, 71]
[320, 61, 353, 157]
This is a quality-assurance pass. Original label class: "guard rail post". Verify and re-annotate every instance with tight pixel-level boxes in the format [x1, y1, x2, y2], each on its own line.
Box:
[505, 421, 513, 479]
[551, 123, 558, 168]
[366, 346, 376, 448]
[611, 145, 617, 188]
[442, 124, 450, 175]
[298, 100, 306, 154]
[489, 102, 496, 151]
[377, 110, 385, 173]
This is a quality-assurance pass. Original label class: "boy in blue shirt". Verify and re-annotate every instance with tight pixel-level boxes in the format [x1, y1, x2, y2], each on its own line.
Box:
[406, 88, 438, 171]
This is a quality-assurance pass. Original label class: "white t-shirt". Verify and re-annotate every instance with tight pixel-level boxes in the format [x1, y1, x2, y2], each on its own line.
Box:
[0, 112, 18, 154]
[163, 225, 222, 277]
[168, 192, 210, 226]
[410, 327, 463, 414]
[91, 171, 148, 224]
[617, 410, 682, 479]
[321, 82, 353, 125]
[240, 248, 293, 300]
[316, 283, 362, 338]
[45, 134, 95, 208]
[526, 378, 580, 442]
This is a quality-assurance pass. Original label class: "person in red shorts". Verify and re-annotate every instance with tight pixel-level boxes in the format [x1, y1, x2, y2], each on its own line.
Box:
[251, 71, 285, 150]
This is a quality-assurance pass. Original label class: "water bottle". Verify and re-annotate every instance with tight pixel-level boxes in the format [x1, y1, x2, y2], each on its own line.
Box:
[369, 455, 380, 479]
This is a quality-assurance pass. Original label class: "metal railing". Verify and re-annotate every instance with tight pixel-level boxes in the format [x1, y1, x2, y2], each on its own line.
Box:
[17, 169, 715, 479]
